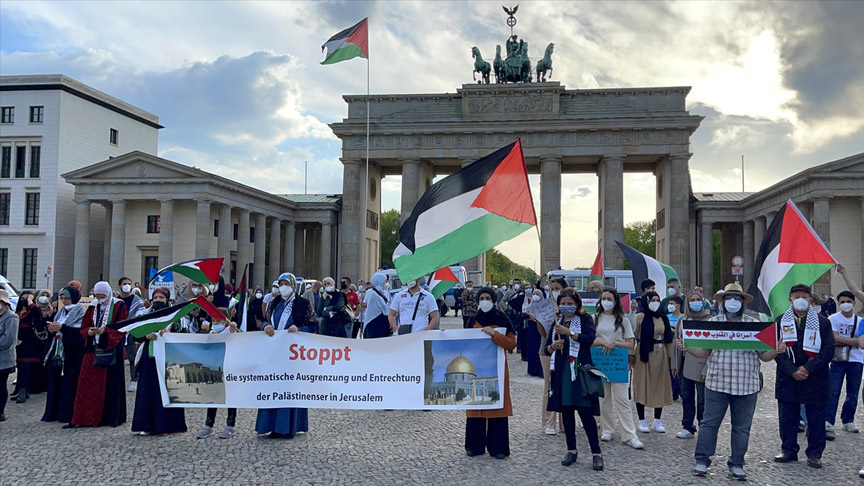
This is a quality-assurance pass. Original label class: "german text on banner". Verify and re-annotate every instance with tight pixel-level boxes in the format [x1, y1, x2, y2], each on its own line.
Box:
[153, 329, 505, 410]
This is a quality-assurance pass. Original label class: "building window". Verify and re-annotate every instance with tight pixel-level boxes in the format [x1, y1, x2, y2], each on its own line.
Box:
[0, 248, 7, 276]
[147, 215, 161, 234]
[214, 219, 219, 237]
[25, 192, 40, 225]
[22, 248, 37, 289]
[29, 146, 40, 178]
[0, 193, 9, 225]
[15, 146, 26, 178]
[233, 223, 238, 241]
[250, 227, 255, 243]
[656, 208, 666, 231]
[143, 256, 159, 283]
[109, 128, 119, 145]
[1, 107, 13, 124]
[1, 146, 10, 178]
[29, 106, 44, 123]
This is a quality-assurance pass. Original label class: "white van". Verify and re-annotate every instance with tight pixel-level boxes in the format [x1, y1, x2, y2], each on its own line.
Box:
[545, 269, 635, 294]
[0, 274, 20, 308]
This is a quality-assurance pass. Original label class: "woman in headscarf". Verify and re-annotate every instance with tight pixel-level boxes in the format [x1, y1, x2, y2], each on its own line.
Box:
[257, 272, 317, 438]
[362, 272, 391, 339]
[131, 288, 188, 436]
[670, 289, 710, 439]
[42, 286, 86, 423]
[248, 286, 265, 332]
[522, 288, 544, 377]
[318, 277, 349, 338]
[30, 288, 55, 393]
[12, 291, 44, 403]
[465, 287, 517, 459]
[632, 290, 674, 434]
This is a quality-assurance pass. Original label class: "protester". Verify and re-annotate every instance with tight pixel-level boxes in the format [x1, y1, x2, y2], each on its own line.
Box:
[506, 281, 526, 358]
[836, 264, 864, 302]
[68, 281, 128, 428]
[318, 277, 350, 338]
[634, 279, 656, 314]
[362, 272, 391, 338]
[12, 291, 44, 403]
[465, 287, 516, 459]
[632, 291, 674, 433]
[681, 283, 782, 480]
[533, 277, 566, 435]
[661, 278, 682, 309]
[522, 288, 544, 377]
[586, 280, 604, 293]
[671, 290, 710, 439]
[773, 283, 835, 469]
[388, 277, 439, 335]
[248, 287, 265, 331]
[263, 281, 279, 307]
[117, 277, 144, 393]
[257, 272, 317, 438]
[42, 287, 86, 424]
[544, 288, 603, 471]
[344, 280, 360, 337]
[302, 281, 322, 312]
[825, 290, 862, 439]
[197, 305, 241, 439]
[131, 288, 189, 436]
[0, 290, 19, 422]
[461, 280, 479, 329]
[666, 295, 684, 401]
[592, 287, 642, 449]
[453, 285, 463, 317]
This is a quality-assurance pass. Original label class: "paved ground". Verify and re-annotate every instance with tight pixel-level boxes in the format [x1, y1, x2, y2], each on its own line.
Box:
[2, 316, 863, 485]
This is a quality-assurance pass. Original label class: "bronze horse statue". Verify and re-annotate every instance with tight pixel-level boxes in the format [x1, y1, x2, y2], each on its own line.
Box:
[471, 46, 491, 84]
[536, 42, 554, 82]
[494, 45, 504, 84]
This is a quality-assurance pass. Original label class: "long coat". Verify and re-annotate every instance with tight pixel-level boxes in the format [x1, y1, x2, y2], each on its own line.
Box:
[0, 309, 19, 370]
[773, 313, 834, 405]
[632, 314, 674, 408]
[466, 321, 516, 419]
[544, 313, 600, 415]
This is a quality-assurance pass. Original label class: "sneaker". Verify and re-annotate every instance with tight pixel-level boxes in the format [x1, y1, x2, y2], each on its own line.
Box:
[825, 422, 834, 432]
[544, 427, 557, 435]
[728, 465, 746, 481]
[625, 438, 644, 449]
[600, 432, 613, 442]
[676, 429, 695, 439]
[825, 427, 835, 441]
[219, 426, 235, 439]
[127, 381, 137, 393]
[843, 422, 859, 433]
[653, 419, 666, 433]
[638, 420, 650, 433]
[196, 425, 214, 439]
[15, 391, 29, 404]
[0, 413, 5, 422]
[692, 463, 708, 477]
[859, 465, 864, 478]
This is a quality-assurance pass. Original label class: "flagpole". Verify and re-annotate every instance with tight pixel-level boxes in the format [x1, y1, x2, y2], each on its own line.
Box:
[363, 19, 370, 281]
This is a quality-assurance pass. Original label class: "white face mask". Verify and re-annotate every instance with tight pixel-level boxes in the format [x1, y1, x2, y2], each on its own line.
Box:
[479, 300, 494, 313]
[121, 284, 132, 294]
[792, 297, 810, 311]
[531, 294, 541, 302]
[280, 285, 293, 298]
[325, 285, 335, 292]
[667, 287, 677, 296]
[271, 287, 279, 295]
[551, 290, 560, 301]
[839, 302, 854, 313]
[38, 295, 50, 304]
[192, 287, 202, 295]
[466, 286, 473, 291]
[407, 280, 417, 289]
[255, 292, 263, 299]
[667, 304, 678, 314]
[724, 299, 742, 314]
[648, 301, 661, 312]
[513, 284, 520, 290]
[209, 284, 217, 293]
[383, 282, 390, 289]
[600, 300, 614, 311]
[544, 285, 550, 291]
[99, 296, 112, 305]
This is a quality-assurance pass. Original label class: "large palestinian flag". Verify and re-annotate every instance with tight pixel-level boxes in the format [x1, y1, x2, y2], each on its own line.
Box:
[747, 199, 836, 319]
[615, 241, 679, 299]
[111, 297, 226, 338]
[321, 18, 368, 65]
[393, 140, 537, 281]
[148, 258, 222, 286]
[682, 320, 777, 351]
[428, 267, 461, 300]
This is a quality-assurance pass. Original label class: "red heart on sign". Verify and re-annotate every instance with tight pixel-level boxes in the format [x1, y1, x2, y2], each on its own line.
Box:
[685, 330, 693, 337]
[694, 331, 703, 338]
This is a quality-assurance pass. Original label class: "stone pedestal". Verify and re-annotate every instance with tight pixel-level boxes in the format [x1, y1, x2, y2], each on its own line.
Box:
[599, 155, 625, 270]
[540, 156, 562, 275]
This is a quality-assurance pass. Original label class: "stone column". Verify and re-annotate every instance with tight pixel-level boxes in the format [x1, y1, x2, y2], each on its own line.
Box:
[700, 222, 714, 296]
[109, 199, 126, 285]
[306, 225, 318, 278]
[459, 157, 484, 277]
[668, 154, 691, 285]
[282, 221, 295, 276]
[742, 220, 754, 289]
[320, 219, 332, 279]
[158, 199, 174, 269]
[268, 217, 281, 285]
[294, 224, 306, 276]
[812, 196, 832, 296]
[540, 156, 562, 275]
[218, 204, 232, 280]
[753, 215, 766, 257]
[73, 200, 91, 283]
[400, 158, 421, 224]
[720, 224, 739, 286]
[102, 203, 112, 281]
[599, 154, 625, 270]
[195, 199, 211, 259]
[237, 208, 251, 286]
[254, 212, 267, 286]
[339, 159, 363, 280]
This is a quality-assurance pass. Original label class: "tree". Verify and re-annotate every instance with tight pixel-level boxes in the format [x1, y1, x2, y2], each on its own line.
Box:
[623, 220, 656, 269]
[379, 209, 401, 269]
[455, 388, 467, 402]
[485, 248, 538, 284]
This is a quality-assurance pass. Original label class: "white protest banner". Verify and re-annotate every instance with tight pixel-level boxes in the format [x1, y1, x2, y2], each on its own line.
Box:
[153, 328, 506, 410]
[526, 298, 555, 332]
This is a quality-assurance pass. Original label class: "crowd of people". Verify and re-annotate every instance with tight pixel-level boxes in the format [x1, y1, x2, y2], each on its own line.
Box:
[1, 264, 863, 479]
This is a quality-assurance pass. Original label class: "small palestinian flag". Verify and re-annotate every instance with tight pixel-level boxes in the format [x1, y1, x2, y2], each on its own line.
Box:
[148, 258, 222, 286]
[748, 199, 836, 319]
[321, 18, 368, 65]
[589, 247, 603, 283]
[393, 140, 537, 281]
[682, 320, 777, 351]
[581, 292, 601, 314]
[112, 297, 226, 338]
[615, 241, 679, 299]
[428, 267, 460, 300]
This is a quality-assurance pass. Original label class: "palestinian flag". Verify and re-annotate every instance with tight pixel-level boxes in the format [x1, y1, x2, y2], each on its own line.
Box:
[747, 199, 836, 319]
[428, 267, 460, 300]
[148, 258, 222, 286]
[321, 18, 368, 65]
[393, 140, 537, 281]
[235, 264, 250, 332]
[589, 247, 604, 283]
[682, 320, 777, 351]
[581, 292, 601, 314]
[616, 241, 679, 299]
[112, 297, 226, 338]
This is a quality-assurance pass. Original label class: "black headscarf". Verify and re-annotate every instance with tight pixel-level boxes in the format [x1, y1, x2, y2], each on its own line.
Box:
[60, 286, 81, 304]
[639, 291, 673, 363]
[474, 287, 515, 333]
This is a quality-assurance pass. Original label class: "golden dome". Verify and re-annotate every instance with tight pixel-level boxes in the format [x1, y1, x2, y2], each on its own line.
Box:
[445, 355, 476, 375]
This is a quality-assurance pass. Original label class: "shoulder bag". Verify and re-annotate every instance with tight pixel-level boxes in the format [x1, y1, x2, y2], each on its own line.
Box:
[833, 315, 859, 362]
[577, 363, 606, 399]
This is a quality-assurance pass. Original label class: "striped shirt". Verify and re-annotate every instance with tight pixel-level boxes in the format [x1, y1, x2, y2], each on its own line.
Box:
[704, 313, 765, 396]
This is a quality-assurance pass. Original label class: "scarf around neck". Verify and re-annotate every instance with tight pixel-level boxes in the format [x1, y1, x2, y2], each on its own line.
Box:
[780, 305, 821, 358]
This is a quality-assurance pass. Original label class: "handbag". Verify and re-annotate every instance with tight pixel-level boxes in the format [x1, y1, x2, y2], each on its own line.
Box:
[577, 363, 606, 399]
[833, 315, 858, 362]
[93, 346, 117, 367]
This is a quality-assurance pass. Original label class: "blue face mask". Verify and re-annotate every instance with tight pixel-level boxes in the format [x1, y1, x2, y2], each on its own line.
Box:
[211, 323, 225, 333]
[559, 305, 577, 317]
[688, 302, 703, 312]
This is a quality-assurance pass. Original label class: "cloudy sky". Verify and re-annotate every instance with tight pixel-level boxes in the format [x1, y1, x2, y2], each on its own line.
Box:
[2, 1, 862, 272]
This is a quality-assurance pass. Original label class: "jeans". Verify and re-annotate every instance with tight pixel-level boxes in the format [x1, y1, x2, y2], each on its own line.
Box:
[562, 405, 601, 454]
[125, 335, 138, 382]
[206, 408, 237, 427]
[779, 400, 826, 459]
[694, 388, 758, 467]
[0, 367, 13, 416]
[681, 377, 706, 433]
[826, 361, 863, 425]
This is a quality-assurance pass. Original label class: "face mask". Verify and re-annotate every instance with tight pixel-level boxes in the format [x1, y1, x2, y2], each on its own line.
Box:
[648, 302, 661, 312]
[792, 297, 809, 311]
[384, 282, 390, 289]
[513, 284, 520, 290]
[88, 294, 94, 298]
[667, 304, 678, 314]
[100, 296, 112, 305]
[325, 286, 335, 292]
[255, 292, 263, 299]
[209, 284, 217, 292]
[724, 299, 742, 314]
[689, 302, 703, 312]
[466, 286, 473, 291]
[531, 294, 541, 302]
[407, 281, 417, 289]
[121, 284, 132, 294]
[280, 285, 293, 298]
[192, 287, 202, 295]
[211, 323, 225, 333]
[340, 282, 348, 290]
[271, 287, 279, 295]
[600, 300, 614, 311]
[840, 302, 854, 313]
[501, 286, 508, 291]
[667, 287, 677, 296]
[551, 291, 560, 301]
[38, 296, 50, 304]
[478, 300, 494, 313]
[559, 305, 576, 317]
[151, 301, 168, 311]
[544, 285, 550, 291]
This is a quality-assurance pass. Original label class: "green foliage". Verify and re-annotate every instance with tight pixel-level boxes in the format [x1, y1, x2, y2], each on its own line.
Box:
[379, 209, 401, 269]
[622, 220, 656, 269]
[488, 390, 500, 401]
[485, 249, 538, 284]
[456, 388, 467, 402]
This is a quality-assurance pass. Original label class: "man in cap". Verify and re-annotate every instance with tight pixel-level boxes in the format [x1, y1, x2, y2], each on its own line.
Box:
[773, 283, 834, 469]
[680, 283, 784, 481]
